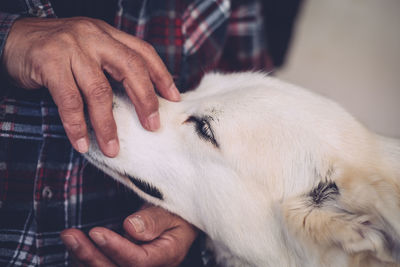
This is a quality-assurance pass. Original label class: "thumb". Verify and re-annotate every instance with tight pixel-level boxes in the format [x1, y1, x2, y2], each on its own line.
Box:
[123, 204, 177, 242]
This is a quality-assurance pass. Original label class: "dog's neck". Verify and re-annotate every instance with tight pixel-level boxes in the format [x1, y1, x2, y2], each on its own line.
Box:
[176, 175, 299, 266]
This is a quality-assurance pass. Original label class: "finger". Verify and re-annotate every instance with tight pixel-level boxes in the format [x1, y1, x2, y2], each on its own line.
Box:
[99, 23, 180, 101]
[61, 229, 117, 267]
[71, 53, 119, 157]
[88, 227, 149, 267]
[46, 69, 89, 154]
[89, 227, 184, 267]
[147, 225, 198, 266]
[123, 204, 191, 242]
[137, 225, 197, 266]
[99, 41, 161, 131]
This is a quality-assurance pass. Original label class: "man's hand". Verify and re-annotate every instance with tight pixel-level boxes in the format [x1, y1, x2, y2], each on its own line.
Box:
[61, 204, 198, 267]
[2, 17, 180, 157]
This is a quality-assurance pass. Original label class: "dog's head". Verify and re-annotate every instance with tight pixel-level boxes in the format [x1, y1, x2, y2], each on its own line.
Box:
[85, 72, 400, 266]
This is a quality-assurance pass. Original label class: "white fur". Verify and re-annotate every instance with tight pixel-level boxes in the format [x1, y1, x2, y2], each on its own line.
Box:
[85, 72, 400, 267]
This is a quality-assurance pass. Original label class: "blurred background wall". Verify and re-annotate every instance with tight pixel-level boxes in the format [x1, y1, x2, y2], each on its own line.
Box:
[275, 0, 400, 138]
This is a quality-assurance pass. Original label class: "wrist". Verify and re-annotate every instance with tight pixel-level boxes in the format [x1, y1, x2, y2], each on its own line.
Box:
[0, 13, 21, 81]
[1, 17, 25, 84]
[1, 17, 47, 89]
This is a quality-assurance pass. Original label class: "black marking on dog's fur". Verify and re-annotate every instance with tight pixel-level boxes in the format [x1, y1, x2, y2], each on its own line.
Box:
[309, 181, 339, 206]
[127, 175, 164, 200]
[85, 154, 164, 200]
[377, 219, 400, 261]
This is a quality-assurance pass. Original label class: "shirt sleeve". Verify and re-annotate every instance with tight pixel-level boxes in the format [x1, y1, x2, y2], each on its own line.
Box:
[0, 12, 20, 59]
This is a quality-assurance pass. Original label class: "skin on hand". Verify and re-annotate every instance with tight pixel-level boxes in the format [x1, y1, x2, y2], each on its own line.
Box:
[2, 17, 181, 157]
[61, 204, 198, 267]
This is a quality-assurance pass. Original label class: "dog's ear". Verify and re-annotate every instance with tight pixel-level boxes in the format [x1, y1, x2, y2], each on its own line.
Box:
[283, 172, 400, 264]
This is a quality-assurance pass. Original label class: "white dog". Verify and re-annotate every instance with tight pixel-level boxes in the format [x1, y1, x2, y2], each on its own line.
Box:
[85, 72, 400, 267]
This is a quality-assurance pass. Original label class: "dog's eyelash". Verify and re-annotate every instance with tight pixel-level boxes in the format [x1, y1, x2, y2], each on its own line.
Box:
[185, 116, 219, 148]
[200, 120, 213, 139]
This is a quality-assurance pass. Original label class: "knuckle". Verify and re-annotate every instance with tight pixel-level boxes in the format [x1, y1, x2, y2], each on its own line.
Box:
[68, 18, 101, 33]
[154, 69, 172, 84]
[138, 91, 158, 113]
[87, 82, 112, 104]
[141, 41, 157, 55]
[124, 52, 144, 70]
[63, 120, 86, 137]
[76, 248, 95, 262]
[54, 31, 76, 45]
[97, 121, 115, 139]
[59, 92, 83, 112]
[152, 71, 173, 91]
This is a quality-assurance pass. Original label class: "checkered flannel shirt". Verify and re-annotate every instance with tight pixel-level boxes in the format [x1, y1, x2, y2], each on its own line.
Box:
[0, 0, 273, 266]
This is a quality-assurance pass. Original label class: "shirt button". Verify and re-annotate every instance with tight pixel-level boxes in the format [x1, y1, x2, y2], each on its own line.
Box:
[42, 186, 53, 200]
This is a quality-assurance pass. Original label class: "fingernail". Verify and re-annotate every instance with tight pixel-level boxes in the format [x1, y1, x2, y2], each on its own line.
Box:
[129, 216, 145, 233]
[146, 112, 160, 131]
[169, 84, 181, 101]
[76, 138, 89, 153]
[105, 139, 119, 157]
[89, 231, 107, 246]
[61, 235, 79, 251]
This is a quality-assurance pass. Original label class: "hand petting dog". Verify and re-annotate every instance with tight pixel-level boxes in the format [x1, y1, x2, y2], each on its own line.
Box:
[61, 204, 198, 267]
[3, 17, 181, 157]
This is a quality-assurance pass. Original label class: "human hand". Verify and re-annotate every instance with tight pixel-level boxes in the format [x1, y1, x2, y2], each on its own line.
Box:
[61, 204, 198, 267]
[2, 17, 180, 157]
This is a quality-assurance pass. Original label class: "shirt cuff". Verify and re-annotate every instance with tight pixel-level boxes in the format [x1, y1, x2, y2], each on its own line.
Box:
[0, 12, 20, 59]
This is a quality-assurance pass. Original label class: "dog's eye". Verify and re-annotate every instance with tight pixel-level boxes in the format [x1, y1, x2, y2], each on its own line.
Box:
[185, 116, 219, 148]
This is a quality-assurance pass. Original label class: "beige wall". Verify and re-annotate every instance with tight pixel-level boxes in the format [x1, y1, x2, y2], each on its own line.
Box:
[276, 0, 400, 138]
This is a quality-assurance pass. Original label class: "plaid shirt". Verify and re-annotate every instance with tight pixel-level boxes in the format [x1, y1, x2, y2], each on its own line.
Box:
[0, 0, 273, 266]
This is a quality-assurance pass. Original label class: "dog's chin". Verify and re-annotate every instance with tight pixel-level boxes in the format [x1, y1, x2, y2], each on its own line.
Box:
[84, 154, 164, 200]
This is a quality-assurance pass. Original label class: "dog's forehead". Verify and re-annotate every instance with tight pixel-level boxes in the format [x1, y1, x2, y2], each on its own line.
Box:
[182, 87, 266, 122]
